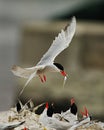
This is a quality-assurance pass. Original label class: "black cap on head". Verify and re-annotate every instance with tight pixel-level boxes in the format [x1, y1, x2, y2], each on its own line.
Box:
[47, 103, 54, 117]
[70, 103, 77, 115]
[54, 63, 64, 71]
[70, 98, 77, 115]
[16, 102, 22, 113]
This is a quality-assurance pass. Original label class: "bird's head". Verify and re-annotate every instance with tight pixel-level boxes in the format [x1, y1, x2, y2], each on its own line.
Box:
[70, 97, 75, 105]
[45, 102, 49, 109]
[80, 107, 89, 118]
[54, 63, 67, 77]
[47, 102, 54, 117]
[70, 98, 78, 115]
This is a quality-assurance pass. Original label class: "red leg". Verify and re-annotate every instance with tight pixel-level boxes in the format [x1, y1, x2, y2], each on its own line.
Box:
[43, 75, 46, 82]
[39, 75, 44, 83]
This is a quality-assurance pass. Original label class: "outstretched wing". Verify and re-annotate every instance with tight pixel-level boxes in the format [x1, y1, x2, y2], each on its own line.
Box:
[11, 64, 45, 95]
[19, 70, 37, 96]
[11, 65, 38, 78]
[38, 16, 76, 65]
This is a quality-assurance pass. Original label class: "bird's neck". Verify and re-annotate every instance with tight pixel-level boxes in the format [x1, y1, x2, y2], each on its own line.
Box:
[71, 103, 77, 115]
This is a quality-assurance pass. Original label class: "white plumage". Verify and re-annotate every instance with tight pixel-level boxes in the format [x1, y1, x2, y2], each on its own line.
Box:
[0, 121, 24, 130]
[39, 102, 72, 130]
[11, 17, 76, 95]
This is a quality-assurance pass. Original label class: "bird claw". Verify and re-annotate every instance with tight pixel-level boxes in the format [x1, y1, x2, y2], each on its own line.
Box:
[43, 75, 46, 82]
[39, 75, 46, 83]
[40, 77, 44, 83]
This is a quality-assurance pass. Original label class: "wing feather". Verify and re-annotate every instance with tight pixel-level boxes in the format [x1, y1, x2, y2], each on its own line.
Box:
[19, 71, 37, 96]
[11, 65, 37, 78]
[24, 71, 37, 87]
[11, 64, 44, 78]
[11, 64, 45, 95]
[38, 16, 76, 65]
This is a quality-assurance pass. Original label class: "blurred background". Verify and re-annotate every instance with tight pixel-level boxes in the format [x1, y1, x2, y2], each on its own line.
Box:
[0, 0, 104, 121]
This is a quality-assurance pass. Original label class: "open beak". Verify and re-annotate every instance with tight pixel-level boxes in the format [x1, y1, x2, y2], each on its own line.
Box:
[80, 107, 89, 117]
[61, 71, 67, 77]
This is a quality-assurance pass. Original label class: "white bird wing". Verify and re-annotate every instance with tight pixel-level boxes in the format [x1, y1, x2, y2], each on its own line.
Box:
[24, 70, 37, 87]
[11, 64, 44, 79]
[61, 109, 71, 117]
[37, 16, 76, 66]
[18, 70, 37, 96]
[11, 65, 37, 78]
[1, 121, 25, 130]
[46, 117, 72, 130]
[11, 65, 45, 96]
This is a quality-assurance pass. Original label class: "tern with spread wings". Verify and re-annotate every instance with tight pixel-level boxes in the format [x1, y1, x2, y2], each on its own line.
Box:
[11, 17, 76, 91]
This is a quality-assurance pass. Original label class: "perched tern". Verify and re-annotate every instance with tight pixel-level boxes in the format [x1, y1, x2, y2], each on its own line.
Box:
[61, 98, 77, 117]
[52, 98, 78, 124]
[69, 107, 91, 130]
[61, 98, 78, 123]
[11, 17, 76, 94]
[39, 102, 72, 130]
[47, 103, 54, 117]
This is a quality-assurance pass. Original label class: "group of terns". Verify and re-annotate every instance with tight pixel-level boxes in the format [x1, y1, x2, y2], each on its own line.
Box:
[0, 98, 103, 130]
[0, 98, 95, 130]
[11, 16, 76, 95]
[39, 98, 92, 130]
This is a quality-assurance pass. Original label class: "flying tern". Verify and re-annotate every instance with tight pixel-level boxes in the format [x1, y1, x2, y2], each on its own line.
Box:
[11, 16, 76, 94]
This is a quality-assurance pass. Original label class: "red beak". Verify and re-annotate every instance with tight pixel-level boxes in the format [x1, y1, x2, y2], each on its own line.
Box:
[61, 71, 67, 76]
[45, 102, 49, 109]
[70, 98, 75, 105]
[80, 107, 89, 117]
